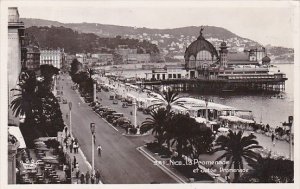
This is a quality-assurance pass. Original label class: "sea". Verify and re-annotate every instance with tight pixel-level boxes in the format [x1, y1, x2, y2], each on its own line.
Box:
[106, 63, 294, 128]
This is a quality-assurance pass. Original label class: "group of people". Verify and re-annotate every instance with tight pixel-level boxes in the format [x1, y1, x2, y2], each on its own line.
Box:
[64, 135, 79, 154]
[78, 170, 101, 184]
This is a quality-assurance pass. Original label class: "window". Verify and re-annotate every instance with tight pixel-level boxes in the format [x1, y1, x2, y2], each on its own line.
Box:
[173, 74, 176, 78]
[196, 50, 212, 61]
[168, 74, 172, 79]
[177, 74, 181, 78]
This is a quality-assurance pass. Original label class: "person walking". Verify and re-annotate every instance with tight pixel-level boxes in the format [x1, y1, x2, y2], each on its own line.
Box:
[80, 173, 85, 184]
[85, 171, 90, 184]
[95, 170, 100, 184]
[70, 142, 73, 153]
[91, 174, 95, 184]
[73, 156, 77, 169]
[97, 145, 102, 157]
[271, 132, 275, 143]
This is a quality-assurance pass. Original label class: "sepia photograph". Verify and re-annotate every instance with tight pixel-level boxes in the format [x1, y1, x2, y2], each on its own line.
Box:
[1, 0, 299, 186]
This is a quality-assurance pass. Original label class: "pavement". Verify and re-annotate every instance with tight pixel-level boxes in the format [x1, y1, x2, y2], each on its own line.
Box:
[57, 75, 176, 184]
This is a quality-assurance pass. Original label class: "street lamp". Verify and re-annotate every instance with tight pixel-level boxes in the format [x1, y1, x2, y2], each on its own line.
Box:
[68, 102, 72, 137]
[205, 98, 209, 123]
[288, 116, 293, 160]
[90, 123, 96, 174]
[133, 98, 140, 135]
[93, 79, 97, 102]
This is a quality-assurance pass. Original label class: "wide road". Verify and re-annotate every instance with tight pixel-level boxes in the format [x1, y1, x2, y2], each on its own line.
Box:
[58, 75, 175, 184]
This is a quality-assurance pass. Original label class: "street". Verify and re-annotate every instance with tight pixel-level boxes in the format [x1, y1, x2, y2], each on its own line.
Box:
[58, 76, 175, 184]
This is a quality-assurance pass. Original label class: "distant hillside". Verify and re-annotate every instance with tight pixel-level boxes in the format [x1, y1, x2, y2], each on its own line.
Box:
[22, 18, 238, 39]
[21, 18, 294, 63]
[25, 26, 159, 54]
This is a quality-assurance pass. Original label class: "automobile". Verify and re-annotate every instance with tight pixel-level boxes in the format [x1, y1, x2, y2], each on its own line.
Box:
[62, 98, 68, 104]
[122, 102, 128, 108]
[143, 108, 151, 115]
[92, 104, 102, 111]
[114, 117, 131, 127]
[102, 110, 116, 118]
[56, 96, 61, 102]
[109, 95, 115, 100]
[113, 99, 118, 104]
[107, 113, 124, 123]
[95, 107, 109, 115]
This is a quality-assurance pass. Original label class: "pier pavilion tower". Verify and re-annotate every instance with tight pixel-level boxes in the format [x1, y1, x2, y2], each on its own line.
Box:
[184, 27, 219, 79]
[219, 41, 228, 67]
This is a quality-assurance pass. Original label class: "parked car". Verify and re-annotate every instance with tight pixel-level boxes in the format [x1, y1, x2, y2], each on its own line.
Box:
[113, 99, 118, 104]
[143, 108, 151, 115]
[122, 102, 128, 108]
[102, 110, 116, 118]
[107, 113, 124, 123]
[62, 98, 68, 104]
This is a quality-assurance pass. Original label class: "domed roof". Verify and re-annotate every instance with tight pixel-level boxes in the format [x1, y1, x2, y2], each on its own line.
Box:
[221, 41, 227, 47]
[184, 29, 218, 60]
[262, 55, 271, 63]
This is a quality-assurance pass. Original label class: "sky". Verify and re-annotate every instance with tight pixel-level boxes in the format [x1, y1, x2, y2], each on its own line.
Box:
[14, 1, 297, 48]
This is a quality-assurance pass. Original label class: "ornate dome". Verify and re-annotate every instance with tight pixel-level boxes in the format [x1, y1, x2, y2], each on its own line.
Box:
[220, 41, 227, 47]
[184, 29, 218, 61]
[262, 55, 271, 63]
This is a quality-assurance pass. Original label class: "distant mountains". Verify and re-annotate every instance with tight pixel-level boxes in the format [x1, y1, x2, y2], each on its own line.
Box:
[21, 18, 294, 63]
[21, 18, 240, 39]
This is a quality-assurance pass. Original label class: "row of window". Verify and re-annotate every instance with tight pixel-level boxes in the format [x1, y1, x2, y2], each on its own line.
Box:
[227, 75, 275, 80]
[152, 73, 182, 80]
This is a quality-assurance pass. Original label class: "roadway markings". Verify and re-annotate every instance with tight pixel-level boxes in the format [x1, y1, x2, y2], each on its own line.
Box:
[137, 146, 186, 183]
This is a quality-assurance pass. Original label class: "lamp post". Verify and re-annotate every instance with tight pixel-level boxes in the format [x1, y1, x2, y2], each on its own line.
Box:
[288, 116, 293, 160]
[68, 102, 72, 137]
[205, 98, 209, 124]
[133, 98, 140, 135]
[93, 79, 97, 102]
[90, 123, 96, 174]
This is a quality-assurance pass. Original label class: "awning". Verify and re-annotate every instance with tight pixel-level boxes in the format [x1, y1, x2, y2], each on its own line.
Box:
[8, 126, 26, 149]
[195, 117, 207, 123]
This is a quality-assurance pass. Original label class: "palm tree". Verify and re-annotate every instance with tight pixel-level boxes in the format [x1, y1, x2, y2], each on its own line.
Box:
[10, 71, 39, 119]
[168, 113, 197, 157]
[238, 155, 294, 183]
[87, 68, 95, 79]
[141, 108, 172, 146]
[150, 88, 185, 112]
[214, 130, 262, 182]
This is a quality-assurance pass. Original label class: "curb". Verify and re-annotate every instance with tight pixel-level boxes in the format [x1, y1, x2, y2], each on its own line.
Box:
[78, 147, 103, 184]
[137, 146, 186, 183]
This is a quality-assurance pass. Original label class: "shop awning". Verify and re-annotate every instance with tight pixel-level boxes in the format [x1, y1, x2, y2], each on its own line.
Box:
[8, 126, 26, 149]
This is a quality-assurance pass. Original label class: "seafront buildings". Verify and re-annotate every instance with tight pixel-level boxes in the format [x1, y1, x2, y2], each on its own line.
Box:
[8, 7, 25, 184]
[40, 49, 65, 69]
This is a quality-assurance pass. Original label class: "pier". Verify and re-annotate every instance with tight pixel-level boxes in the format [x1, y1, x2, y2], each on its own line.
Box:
[138, 77, 287, 94]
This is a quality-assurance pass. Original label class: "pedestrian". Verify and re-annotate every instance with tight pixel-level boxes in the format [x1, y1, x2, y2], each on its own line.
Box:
[91, 174, 95, 184]
[70, 142, 73, 153]
[80, 173, 85, 184]
[85, 171, 90, 184]
[271, 132, 275, 142]
[97, 145, 102, 157]
[95, 170, 100, 184]
[73, 156, 77, 169]
[73, 142, 78, 153]
[76, 169, 80, 180]
[225, 174, 231, 183]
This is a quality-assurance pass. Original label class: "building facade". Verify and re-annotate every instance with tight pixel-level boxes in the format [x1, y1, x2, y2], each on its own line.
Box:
[184, 28, 279, 81]
[40, 49, 65, 69]
[8, 7, 25, 101]
[25, 45, 40, 71]
[8, 7, 24, 184]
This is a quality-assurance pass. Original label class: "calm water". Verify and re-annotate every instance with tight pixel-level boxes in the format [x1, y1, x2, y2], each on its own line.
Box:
[109, 64, 294, 128]
[193, 64, 294, 128]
